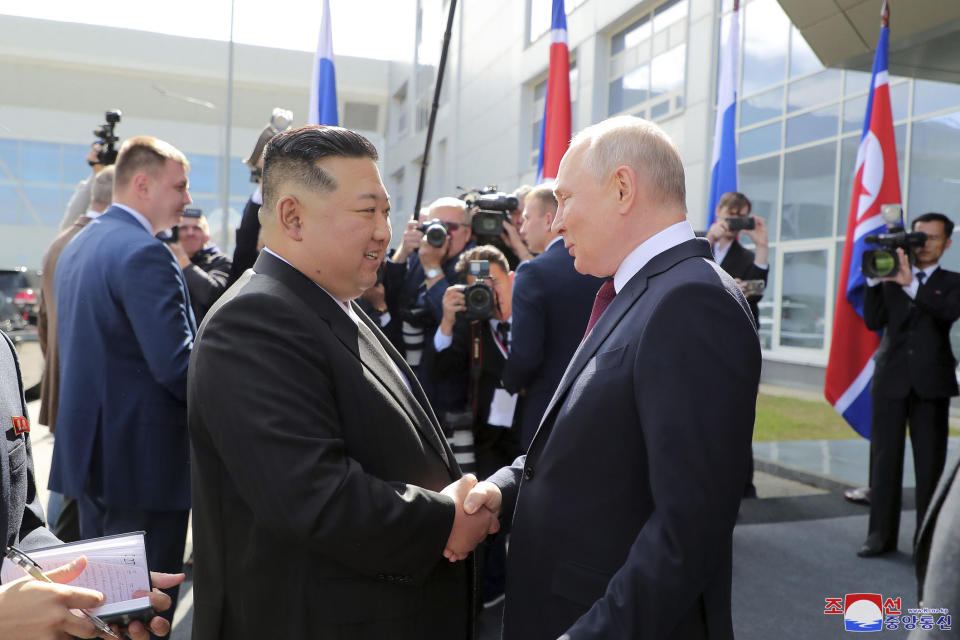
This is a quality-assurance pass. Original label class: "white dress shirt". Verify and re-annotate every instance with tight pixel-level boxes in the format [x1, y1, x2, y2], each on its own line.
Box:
[613, 221, 696, 294]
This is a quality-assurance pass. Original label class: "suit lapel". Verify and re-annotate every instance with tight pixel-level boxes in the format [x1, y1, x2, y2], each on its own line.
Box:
[534, 239, 712, 436]
[253, 252, 452, 469]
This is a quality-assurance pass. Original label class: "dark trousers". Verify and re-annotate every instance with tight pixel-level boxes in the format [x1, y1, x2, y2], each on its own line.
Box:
[78, 492, 189, 631]
[866, 392, 949, 550]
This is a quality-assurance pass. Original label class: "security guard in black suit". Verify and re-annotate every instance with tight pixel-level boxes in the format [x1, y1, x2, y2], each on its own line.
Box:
[859, 212, 960, 557]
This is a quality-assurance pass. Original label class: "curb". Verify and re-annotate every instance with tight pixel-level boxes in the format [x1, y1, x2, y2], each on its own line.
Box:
[754, 456, 859, 494]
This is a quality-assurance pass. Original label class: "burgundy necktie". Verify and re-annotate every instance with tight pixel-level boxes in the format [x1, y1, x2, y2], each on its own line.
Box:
[583, 279, 617, 339]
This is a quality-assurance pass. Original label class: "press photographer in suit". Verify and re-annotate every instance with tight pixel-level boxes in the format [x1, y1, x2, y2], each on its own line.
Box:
[188, 125, 495, 639]
[858, 212, 960, 558]
[459, 116, 760, 639]
[501, 185, 602, 449]
[705, 191, 769, 327]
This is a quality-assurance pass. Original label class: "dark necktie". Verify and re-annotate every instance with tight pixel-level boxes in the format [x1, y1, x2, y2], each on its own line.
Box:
[583, 279, 617, 339]
[495, 321, 511, 352]
[917, 271, 926, 286]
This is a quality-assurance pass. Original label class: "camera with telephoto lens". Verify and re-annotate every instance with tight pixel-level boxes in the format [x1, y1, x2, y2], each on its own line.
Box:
[461, 260, 495, 321]
[861, 205, 928, 278]
[461, 187, 519, 238]
[93, 110, 122, 166]
[726, 216, 755, 232]
[419, 218, 449, 248]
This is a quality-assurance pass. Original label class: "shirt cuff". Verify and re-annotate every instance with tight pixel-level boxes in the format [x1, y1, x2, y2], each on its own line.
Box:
[866, 277, 883, 288]
[433, 327, 453, 352]
[754, 262, 769, 270]
[902, 278, 919, 300]
[378, 311, 391, 327]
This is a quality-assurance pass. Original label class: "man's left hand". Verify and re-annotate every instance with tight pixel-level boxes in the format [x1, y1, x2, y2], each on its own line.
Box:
[111, 572, 184, 640]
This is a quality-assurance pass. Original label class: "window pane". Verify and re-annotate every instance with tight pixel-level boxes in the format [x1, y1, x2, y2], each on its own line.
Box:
[738, 155, 780, 241]
[611, 16, 651, 55]
[230, 158, 252, 199]
[782, 141, 836, 240]
[534, 79, 547, 102]
[742, 0, 788, 95]
[529, 0, 551, 42]
[913, 79, 960, 117]
[531, 118, 542, 155]
[20, 185, 62, 226]
[0, 185, 18, 224]
[62, 144, 92, 185]
[0, 139, 19, 180]
[787, 69, 842, 112]
[739, 121, 781, 159]
[780, 250, 827, 349]
[785, 104, 838, 147]
[836, 135, 859, 237]
[187, 154, 218, 195]
[740, 85, 783, 127]
[20, 141, 60, 183]
[842, 95, 867, 134]
[789, 27, 822, 78]
[650, 45, 685, 98]
[908, 109, 960, 217]
[845, 70, 871, 96]
[654, 0, 687, 33]
[758, 246, 776, 350]
[608, 64, 649, 115]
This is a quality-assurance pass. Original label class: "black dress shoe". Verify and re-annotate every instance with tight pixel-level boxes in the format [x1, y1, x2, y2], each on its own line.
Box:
[857, 543, 895, 558]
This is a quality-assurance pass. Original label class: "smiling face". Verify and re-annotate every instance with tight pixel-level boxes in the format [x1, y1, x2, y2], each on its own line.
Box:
[145, 158, 192, 233]
[293, 156, 392, 301]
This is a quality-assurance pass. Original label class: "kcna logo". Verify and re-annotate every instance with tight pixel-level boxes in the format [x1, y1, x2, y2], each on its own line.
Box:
[825, 594, 951, 632]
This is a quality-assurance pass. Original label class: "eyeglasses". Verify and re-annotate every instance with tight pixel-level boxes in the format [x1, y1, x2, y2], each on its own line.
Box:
[445, 221, 462, 231]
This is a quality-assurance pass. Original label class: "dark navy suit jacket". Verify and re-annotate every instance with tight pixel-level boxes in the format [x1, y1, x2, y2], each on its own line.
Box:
[50, 206, 196, 511]
[501, 240, 602, 448]
[489, 239, 760, 639]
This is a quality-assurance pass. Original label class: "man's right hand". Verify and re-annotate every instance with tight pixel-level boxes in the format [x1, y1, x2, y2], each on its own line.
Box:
[706, 218, 727, 244]
[440, 286, 466, 335]
[86, 142, 104, 173]
[391, 220, 423, 263]
[441, 475, 500, 562]
[0, 557, 106, 640]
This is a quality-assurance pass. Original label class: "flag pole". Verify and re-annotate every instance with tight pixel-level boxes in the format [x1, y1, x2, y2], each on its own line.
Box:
[220, 0, 236, 249]
[411, 0, 459, 221]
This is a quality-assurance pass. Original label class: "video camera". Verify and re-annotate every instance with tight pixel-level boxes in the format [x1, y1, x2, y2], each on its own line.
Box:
[861, 205, 927, 278]
[419, 218, 449, 248]
[460, 186, 519, 238]
[461, 260, 495, 321]
[92, 110, 122, 166]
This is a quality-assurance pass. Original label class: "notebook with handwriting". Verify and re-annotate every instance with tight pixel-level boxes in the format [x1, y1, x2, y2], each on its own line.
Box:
[0, 531, 154, 624]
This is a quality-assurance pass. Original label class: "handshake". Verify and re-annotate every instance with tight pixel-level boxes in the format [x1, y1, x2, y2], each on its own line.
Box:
[440, 474, 503, 562]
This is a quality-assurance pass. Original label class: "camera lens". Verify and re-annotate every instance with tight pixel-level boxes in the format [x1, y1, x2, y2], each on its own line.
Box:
[871, 252, 897, 276]
[467, 287, 491, 308]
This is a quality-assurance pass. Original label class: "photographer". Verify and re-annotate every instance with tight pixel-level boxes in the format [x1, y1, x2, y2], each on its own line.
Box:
[432, 245, 521, 607]
[383, 197, 475, 409]
[57, 142, 108, 231]
[857, 212, 960, 558]
[706, 191, 769, 326]
[172, 210, 232, 324]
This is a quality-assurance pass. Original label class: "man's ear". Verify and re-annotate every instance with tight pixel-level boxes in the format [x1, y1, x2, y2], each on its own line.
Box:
[611, 165, 637, 213]
[131, 172, 151, 198]
[276, 195, 303, 241]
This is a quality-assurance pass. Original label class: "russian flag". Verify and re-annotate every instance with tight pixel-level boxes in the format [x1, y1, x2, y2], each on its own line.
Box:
[536, 0, 571, 183]
[707, 5, 739, 226]
[824, 20, 901, 438]
[309, 0, 338, 126]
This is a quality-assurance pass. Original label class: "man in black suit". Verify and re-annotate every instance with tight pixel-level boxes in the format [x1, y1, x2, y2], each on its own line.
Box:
[501, 184, 602, 449]
[706, 191, 769, 327]
[858, 212, 960, 558]
[459, 116, 761, 639]
[187, 125, 496, 639]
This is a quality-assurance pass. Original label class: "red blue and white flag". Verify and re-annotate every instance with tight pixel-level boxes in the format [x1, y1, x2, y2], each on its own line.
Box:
[308, 0, 338, 126]
[536, 0, 571, 183]
[824, 21, 900, 438]
[707, 4, 740, 226]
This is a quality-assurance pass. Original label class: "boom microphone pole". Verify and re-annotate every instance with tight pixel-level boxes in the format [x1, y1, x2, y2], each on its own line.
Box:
[411, 0, 458, 220]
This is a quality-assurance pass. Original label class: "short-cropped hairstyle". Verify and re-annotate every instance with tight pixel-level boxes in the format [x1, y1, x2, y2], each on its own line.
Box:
[913, 212, 955, 237]
[717, 191, 752, 215]
[260, 125, 379, 221]
[455, 245, 510, 283]
[114, 136, 189, 189]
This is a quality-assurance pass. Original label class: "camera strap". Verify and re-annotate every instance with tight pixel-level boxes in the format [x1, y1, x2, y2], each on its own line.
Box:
[469, 322, 483, 421]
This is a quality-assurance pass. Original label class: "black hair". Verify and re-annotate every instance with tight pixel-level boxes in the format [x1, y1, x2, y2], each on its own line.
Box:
[912, 212, 955, 238]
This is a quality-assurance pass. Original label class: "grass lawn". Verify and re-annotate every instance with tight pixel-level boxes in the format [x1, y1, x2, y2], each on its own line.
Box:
[753, 392, 960, 442]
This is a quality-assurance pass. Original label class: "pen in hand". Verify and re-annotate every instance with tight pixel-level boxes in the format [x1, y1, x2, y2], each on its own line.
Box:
[4, 545, 121, 640]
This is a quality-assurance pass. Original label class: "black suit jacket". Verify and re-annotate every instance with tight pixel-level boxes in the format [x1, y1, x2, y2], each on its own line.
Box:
[489, 238, 760, 639]
[434, 318, 510, 427]
[188, 251, 472, 640]
[718, 240, 768, 326]
[914, 455, 960, 601]
[501, 240, 603, 448]
[864, 267, 960, 399]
